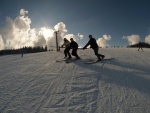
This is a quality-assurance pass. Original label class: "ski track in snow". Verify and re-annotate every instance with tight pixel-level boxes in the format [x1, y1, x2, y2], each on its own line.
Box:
[0, 48, 150, 113]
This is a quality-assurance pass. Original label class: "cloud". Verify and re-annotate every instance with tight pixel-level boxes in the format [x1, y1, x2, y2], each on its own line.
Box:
[0, 12, 35, 49]
[97, 38, 108, 48]
[54, 22, 67, 38]
[47, 22, 69, 48]
[14, 15, 31, 31]
[54, 22, 67, 32]
[97, 34, 111, 48]
[20, 9, 28, 16]
[145, 35, 150, 44]
[34, 34, 46, 47]
[40, 27, 54, 40]
[77, 33, 84, 40]
[103, 34, 111, 41]
[0, 35, 4, 50]
[0, 9, 84, 50]
[123, 35, 140, 45]
[54, 23, 84, 45]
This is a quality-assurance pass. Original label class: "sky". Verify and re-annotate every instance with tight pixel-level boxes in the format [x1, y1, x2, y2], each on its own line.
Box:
[0, 0, 150, 50]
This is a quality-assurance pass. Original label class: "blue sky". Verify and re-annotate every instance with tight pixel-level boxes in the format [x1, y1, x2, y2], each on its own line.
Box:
[1, 0, 150, 47]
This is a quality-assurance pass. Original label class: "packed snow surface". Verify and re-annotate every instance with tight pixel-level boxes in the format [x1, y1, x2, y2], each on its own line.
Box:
[0, 48, 150, 113]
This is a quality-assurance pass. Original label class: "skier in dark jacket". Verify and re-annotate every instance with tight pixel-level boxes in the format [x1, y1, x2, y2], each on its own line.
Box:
[70, 38, 80, 59]
[138, 42, 143, 51]
[83, 35, 105, 61]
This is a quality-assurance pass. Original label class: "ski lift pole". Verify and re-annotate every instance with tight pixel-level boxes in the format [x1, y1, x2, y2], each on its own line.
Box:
[55, 30, 59, 51]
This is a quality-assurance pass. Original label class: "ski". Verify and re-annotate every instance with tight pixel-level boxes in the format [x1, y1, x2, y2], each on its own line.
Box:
[56, 58, 67, 62]
[65, 58, 81, 63]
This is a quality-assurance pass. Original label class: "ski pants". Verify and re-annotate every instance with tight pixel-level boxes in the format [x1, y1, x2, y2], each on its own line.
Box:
[72, 48, 79, 58]
[64, 47, 71, 58]
[138, 47, 143, 51]
[93, 47, 103, 59]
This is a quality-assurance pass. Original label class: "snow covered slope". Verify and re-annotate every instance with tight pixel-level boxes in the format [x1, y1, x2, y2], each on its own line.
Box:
[0, 48, 150, 113]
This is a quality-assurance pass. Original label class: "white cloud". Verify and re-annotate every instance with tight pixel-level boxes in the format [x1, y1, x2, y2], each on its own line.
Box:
[97, 38, 108, 48]
[97, 34, 111, 48]
[0, 9, 55, 49]
[0, 35, 4, 50]
[103, 34, 111, 41]
[145, 35, 150, 44]
[40, 27, 54, 40]
[34, 34, 46, 47]
[20, 9, 28, 16]
[0, 9, 83, 50]
[0, 10, 35, 49]
[77, 33, 83, 40]
[123, 35, 140, 45]
[14, 15, 31, 31]
[47, 22, 69, 48]
[54, 22, 67, 36]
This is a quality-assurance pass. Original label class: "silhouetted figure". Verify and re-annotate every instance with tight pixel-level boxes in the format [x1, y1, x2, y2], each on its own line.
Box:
[83, 35, 105, 61]
[70, 38, 80, 59]
[138, 42, 143, 51]
[62, 38, 72, 59]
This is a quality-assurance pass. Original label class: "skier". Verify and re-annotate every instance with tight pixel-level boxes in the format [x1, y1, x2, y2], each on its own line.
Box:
[138, 42, 143, 51]
[61, 38, 72, 59]
[83, 35, 105, 61]
[70, 38, 80, 59]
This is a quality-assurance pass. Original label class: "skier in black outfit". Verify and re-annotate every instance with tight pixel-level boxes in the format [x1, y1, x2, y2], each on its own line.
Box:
[83, 35, 105, 61]
[70, 38, 80, 59]
[61, 38, 72, 59]
[138, 42, 143, 51]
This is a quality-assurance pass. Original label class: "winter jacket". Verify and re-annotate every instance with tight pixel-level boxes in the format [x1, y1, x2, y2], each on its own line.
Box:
[83, 38, 98, 49]
[70, 41, 78, 49]
[62, 40, 70, 48]
[138, 42, 142, 47]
